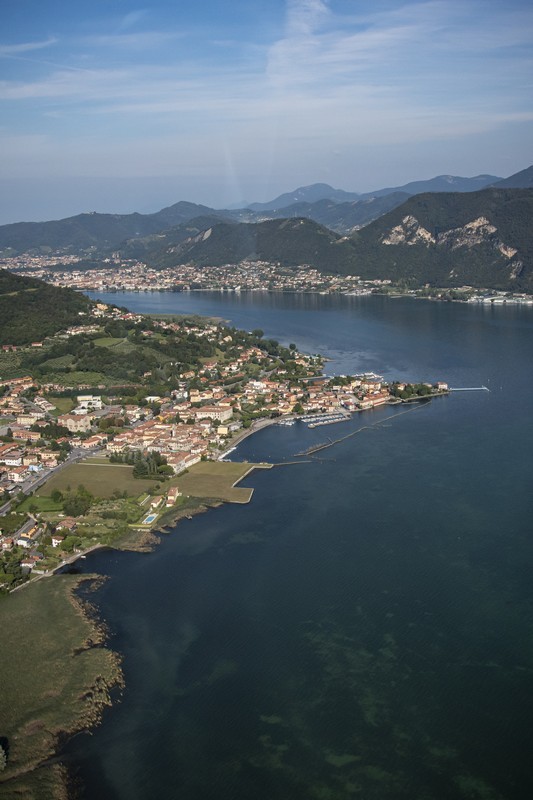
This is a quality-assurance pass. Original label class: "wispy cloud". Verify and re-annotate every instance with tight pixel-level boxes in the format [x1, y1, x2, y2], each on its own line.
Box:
[0, 37, 57, 57]
[118, 10, 149, 31]
[285, 0, 330, 37]
[85, 31, 185, 50]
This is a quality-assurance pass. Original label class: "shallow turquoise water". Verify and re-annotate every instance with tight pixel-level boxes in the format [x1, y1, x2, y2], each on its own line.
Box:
[68, 294, 533, 799]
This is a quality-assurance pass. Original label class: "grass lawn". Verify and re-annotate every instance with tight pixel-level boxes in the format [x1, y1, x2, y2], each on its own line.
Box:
[174, 460, 270, 503]
[17, 495, 63, 513]
[47, 396, 75, 415]
[36, 461, 163, 499]
[0, 575, 122, 799]
[93, 337, 125, 348]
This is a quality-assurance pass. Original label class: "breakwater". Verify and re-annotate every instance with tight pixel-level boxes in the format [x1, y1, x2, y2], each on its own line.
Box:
[296, 404, 425, 456]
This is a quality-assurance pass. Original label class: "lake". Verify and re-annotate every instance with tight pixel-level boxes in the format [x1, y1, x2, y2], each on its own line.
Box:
[67, 292, 533, 799]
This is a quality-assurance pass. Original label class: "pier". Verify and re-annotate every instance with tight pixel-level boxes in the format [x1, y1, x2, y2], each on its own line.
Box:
[449, 386, 490, 392]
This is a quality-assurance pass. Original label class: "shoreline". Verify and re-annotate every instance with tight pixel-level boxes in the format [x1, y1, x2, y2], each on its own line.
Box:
[85, 286, 533, 305]
[0, 574, 124, 800]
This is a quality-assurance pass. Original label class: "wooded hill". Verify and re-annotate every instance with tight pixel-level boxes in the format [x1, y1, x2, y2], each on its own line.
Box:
[0, 271, 92, 345]
[0, 201, 221, 255]
[347, 188, 533, 290]
[142, 217, 357, 272]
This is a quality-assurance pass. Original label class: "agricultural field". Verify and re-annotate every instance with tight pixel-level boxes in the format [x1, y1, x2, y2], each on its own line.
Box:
[37, 353, 76, 370]
[35, 460, 162, 499]
[93, 336, 125, 348]
[0, 350, 23, 378]
[46, 370, 109, 387]
[175, 461, 270, 503]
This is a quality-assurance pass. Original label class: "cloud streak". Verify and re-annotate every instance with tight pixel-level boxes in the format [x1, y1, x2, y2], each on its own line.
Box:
[0, 37, 57, 57]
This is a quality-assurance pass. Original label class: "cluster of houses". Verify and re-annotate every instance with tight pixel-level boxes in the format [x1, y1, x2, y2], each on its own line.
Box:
[3, 254, 368, 296]
[0, 303, 453, 589]
[0, 515, 79, 578]
[1, 360, 447, 496]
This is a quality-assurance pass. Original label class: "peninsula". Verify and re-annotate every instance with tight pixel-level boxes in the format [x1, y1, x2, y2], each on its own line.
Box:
[0, 270, 448, 798]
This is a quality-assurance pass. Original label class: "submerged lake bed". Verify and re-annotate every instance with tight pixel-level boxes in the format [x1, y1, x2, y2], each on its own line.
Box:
[67, 293, 533, 799]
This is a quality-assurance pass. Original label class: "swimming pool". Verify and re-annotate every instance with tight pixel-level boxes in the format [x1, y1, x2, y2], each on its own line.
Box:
[143, 513, 157, 524]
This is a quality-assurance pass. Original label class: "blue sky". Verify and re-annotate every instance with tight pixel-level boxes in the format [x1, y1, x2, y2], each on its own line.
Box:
[1, 0, 532, 222]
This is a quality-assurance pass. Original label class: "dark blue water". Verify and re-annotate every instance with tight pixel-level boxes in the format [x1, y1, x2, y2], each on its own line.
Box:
[69, 293, 533, 799]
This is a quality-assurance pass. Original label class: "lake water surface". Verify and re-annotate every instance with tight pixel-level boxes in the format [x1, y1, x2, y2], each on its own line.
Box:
[68, 292, 533, 799]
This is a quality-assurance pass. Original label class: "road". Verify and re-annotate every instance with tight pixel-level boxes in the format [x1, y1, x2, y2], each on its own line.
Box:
[0, 445, 103, 516]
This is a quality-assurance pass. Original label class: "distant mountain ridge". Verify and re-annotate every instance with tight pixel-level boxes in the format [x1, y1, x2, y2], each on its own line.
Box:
[359, 173, 500, 199]
[0, 169, 514, 255]
[490, 165, 533, 189]
[246, 173, 501, 211]
[247, 183, 361, 211]
[0, 201, 223, 254]
[248, 193, 411, 234]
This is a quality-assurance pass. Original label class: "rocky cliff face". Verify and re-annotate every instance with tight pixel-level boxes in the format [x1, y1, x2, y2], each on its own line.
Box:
[381, 215, 435, 246]
[381, 214, 519, 263]
[343, 188, 533, 290]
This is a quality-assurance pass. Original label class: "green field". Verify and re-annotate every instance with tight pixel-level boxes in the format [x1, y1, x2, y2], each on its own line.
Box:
[175, 461, 270, 503]
[93, 336, 125, 348]
[17, 495, 63, 513]
[0, 351, 22, 378]
[0, 575, 122, 798]
[47, 396, 75, 414]
[36, 460, 162, 499]
[48, 370, 109, 387]
[39, 354, 75, 370]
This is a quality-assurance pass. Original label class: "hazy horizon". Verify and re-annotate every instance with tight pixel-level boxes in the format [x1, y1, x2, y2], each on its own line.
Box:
[1, 0, 532, 224]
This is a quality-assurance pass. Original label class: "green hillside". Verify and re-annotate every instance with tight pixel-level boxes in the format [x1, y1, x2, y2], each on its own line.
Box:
[147, 217, 357, 272]
[0, 202, 220, 255]
[345, 188, 533, 290]
[0, 271, 91, 345]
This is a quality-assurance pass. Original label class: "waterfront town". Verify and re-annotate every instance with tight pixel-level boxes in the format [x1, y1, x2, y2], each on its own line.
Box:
[2, 253, 533, 303]
[0, 298, 448, 590]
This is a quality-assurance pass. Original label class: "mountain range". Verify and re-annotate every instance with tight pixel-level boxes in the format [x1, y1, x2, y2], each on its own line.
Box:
[1, 166, 532, 292]
[123, 188, 533, 291]
[248, 173, 500, 211]
[0, 170, 513, 255]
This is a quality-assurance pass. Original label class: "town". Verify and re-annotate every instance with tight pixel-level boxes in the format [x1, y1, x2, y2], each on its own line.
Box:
[0, 299, 448, 590]
[2, 253, 533, 303]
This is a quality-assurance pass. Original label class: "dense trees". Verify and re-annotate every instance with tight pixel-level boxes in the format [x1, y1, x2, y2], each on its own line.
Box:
[109, 450, 171, 479]
[0, 271, 90, 345]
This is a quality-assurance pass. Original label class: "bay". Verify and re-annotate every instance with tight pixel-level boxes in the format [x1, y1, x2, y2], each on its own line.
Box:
[67, 292, 533, 799]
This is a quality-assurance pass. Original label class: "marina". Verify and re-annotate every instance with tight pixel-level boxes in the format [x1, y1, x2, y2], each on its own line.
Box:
[306, 413, 351, 428]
